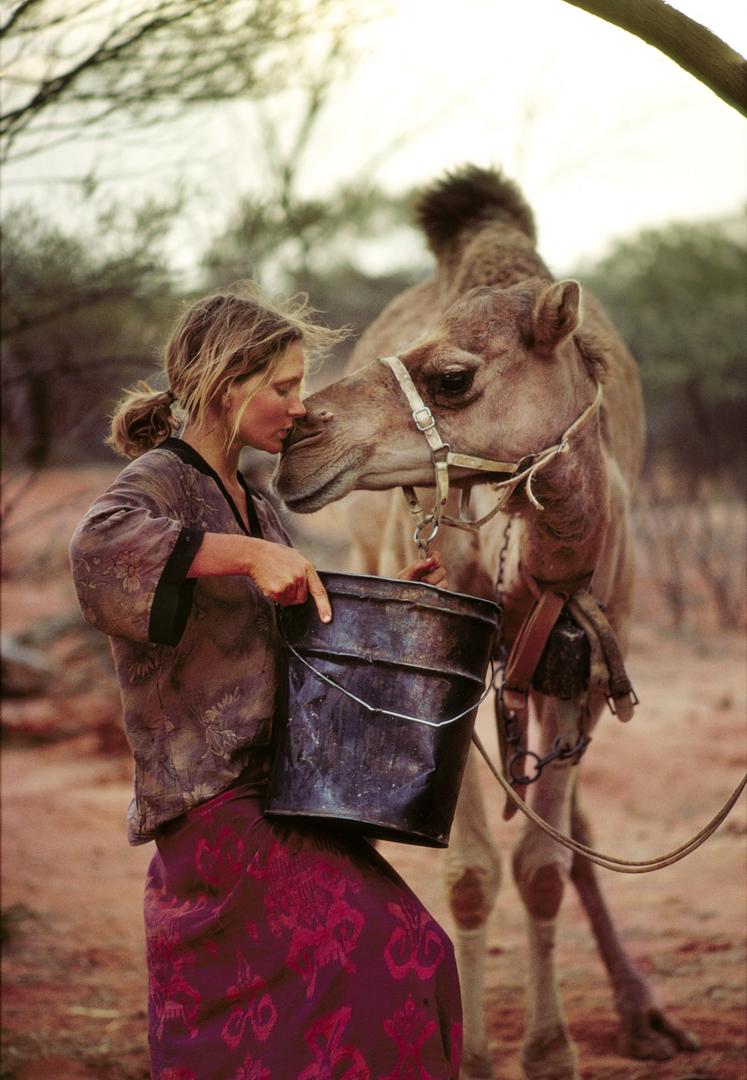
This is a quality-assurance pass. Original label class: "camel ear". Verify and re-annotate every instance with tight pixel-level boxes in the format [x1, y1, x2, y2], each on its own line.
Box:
[532, 280, 582, 355]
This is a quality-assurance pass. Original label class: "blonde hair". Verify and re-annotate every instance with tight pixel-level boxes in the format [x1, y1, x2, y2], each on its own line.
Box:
[107, 280, 347, 459]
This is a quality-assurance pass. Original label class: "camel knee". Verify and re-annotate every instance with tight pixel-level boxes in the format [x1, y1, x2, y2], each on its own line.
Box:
[513, 838, 570, 920]
[522, 865, 565, 920]
[447, 861, 501, 930]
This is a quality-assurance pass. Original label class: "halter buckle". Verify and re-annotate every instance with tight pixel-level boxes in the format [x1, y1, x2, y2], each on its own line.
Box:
[412, 406, 436, 432]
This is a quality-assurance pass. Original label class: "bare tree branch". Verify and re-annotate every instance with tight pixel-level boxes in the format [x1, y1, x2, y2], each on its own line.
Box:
[0, 0, 41, 37]
[1, 0, 364, 159]
[561, 0, 747, 116]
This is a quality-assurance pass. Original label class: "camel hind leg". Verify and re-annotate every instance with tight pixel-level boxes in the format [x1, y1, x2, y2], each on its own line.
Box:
[569, 793, 699, 1060]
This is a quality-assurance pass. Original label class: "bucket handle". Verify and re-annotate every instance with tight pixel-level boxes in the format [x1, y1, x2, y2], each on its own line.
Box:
[285, 641, 494, 729]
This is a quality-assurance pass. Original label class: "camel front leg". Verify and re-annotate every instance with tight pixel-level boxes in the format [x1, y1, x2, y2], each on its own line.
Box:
[569, 796, 699, 1060]
[446, 748, 502, 1080]
[512, 698, 580, 1080]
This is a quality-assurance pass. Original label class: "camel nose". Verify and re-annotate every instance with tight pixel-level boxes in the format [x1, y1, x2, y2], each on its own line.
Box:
[284, 405, 334, 450]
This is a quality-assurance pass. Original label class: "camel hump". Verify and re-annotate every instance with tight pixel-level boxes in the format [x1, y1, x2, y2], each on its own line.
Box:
[414, 165, 537, 257]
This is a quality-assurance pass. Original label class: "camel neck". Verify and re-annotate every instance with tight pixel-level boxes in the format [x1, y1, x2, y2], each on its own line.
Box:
[518, 424, 609, 591]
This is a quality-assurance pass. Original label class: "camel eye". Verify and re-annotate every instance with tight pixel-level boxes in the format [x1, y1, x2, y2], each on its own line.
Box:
[439, 369, 472, 395]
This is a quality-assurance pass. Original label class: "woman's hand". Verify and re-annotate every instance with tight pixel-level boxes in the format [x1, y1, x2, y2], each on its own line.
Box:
[245, 540, 331, 621]
[398, 550, 448, 589]
[187, 534, 332, 622]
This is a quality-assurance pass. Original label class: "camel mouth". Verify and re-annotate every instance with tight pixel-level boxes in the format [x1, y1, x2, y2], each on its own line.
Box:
[282, 427, 325, 453]
[275, 454, 359, 512]
[280, 471, 354, 513]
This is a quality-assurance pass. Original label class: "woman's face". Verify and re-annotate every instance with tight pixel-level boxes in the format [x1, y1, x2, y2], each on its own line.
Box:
[223, 340, 307, 454]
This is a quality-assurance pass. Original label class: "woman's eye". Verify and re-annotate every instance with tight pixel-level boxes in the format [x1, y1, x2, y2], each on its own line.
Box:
[438, 370, 472, 395]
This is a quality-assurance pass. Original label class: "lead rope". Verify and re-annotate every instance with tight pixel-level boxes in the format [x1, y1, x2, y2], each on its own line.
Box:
[477, 519, 747, 870]
[471, 729, 747, 873]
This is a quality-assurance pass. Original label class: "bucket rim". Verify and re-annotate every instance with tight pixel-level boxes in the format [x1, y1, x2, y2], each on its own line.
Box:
[315, 568, 500, 618]
[289, 645, 490, 686]
[264, 806, 449, 848]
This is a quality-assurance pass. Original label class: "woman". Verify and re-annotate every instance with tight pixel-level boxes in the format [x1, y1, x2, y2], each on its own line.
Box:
[70, 281, 462, 1079]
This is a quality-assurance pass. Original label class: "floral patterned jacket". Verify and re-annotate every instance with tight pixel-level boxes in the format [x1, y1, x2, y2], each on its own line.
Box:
[69, 438, 292, 844]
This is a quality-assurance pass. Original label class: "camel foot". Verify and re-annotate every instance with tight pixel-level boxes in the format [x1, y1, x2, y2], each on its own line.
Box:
[460, 1048, 495, 1079]
[621, 1005, 700, 1060]
[521, 1027, 579, 1080]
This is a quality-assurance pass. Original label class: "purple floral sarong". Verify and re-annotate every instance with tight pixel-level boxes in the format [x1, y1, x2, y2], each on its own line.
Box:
[144, 765, 462, 1079]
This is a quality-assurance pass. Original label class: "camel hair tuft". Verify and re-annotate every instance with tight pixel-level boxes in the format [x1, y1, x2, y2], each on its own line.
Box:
[414, 164, 537, 256]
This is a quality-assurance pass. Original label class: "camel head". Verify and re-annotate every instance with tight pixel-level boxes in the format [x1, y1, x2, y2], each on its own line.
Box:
[275, 276, 595, 513]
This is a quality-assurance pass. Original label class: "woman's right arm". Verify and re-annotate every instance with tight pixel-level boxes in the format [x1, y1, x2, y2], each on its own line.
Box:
[70, 455, 330, 646]
[187, 534, 331, 622]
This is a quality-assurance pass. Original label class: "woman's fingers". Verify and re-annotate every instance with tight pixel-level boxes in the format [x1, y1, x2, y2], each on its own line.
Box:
[306, 567, 332, 623]
[263, 551, 331, 622]
[398, 551, 447, 588]
[399, 556, 433, 581]
[425, 564, 448, 587]
[275, 579, 304, 605]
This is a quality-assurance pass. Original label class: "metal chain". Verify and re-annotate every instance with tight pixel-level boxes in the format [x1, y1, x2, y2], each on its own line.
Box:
[494, 515, 512, 607]
[492, 514, 512, 678]
[492, 514, 511, 698]
[507, 731, 591, 785]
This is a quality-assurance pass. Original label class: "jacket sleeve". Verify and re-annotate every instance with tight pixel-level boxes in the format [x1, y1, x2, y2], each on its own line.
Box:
[69, 452, 205, 646]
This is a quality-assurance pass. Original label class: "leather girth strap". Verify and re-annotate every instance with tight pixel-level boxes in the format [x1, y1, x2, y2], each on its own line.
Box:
[497, 580, 638, 819]
[502, 590, 567, 714]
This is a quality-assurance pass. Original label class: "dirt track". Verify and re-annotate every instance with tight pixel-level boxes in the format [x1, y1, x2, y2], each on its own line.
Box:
[1, 468, 746, 1079]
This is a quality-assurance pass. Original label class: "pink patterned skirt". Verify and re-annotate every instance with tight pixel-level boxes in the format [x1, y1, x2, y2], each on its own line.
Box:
[144, 768, 462, 1079]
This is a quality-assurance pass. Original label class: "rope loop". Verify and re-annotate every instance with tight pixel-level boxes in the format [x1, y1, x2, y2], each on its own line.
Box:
[413, 516, 440, 554]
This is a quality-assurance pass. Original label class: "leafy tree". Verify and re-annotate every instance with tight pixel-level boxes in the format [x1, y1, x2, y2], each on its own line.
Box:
[0, 0, 370, 459]
[579, 215, 747, 479]
[2, 198, 177, 466]
[202, 182, 416, 293]
[199, 28, 418, 297]
[197, 47, 425, 375]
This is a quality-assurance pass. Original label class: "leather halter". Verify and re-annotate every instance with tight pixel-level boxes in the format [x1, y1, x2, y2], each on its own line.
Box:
[380, 354, 603, 553]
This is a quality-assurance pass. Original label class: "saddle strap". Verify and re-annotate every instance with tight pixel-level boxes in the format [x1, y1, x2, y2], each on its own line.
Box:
[499, 590, 565, 819]
[502, 590, 566, 713]
[566, 591, 638, 721]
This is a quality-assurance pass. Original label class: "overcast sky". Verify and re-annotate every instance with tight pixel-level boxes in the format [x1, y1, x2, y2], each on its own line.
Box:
[4, 0, 746, 278]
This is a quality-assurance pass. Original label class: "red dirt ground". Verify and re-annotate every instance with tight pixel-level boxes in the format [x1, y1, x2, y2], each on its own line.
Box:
[2, 467, 746, 1080]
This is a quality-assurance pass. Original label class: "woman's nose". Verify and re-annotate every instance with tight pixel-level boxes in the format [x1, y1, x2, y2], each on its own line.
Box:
[288, 395, 307, 418]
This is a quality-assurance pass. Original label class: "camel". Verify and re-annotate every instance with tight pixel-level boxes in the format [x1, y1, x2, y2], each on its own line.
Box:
[274, 166, 698, 1079]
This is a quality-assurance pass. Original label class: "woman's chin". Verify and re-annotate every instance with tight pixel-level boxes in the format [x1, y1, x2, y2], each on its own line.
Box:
[245, 437, 284, 455]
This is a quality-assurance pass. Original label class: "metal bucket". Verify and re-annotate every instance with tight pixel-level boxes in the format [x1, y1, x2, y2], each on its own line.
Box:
[266, 571, 500, 848]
